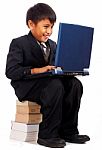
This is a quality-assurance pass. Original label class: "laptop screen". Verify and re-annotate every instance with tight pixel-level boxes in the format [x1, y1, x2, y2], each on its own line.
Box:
[55, 23, 94, 72]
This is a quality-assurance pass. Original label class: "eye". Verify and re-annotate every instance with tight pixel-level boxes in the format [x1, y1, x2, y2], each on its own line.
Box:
[44, 25, 49, 28]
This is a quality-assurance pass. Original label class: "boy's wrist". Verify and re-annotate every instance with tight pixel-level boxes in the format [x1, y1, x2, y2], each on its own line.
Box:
[31, 68, 35, 74]
[31, 68, 39, 74]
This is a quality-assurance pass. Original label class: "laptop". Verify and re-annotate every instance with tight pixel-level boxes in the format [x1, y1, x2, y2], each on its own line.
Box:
[54, 23, 94, 76]
[25, 23, 94, 79]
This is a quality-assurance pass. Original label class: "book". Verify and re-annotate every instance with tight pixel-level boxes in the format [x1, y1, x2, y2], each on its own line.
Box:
[10, 129, 38, 142]
[15, 113, 42, 124]
[11, 121, 39, 132]
[16, 100, 40, 106]
[16, 105, 41, 114]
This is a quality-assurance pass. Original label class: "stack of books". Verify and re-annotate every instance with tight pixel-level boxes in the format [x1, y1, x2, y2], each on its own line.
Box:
[10, 100, 42, 142]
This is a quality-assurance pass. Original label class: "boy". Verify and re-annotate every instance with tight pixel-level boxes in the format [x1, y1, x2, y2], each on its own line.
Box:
[5, 3, 90, 148]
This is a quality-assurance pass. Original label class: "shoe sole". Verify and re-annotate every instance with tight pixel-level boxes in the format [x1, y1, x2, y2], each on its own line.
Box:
[65, 137, 90, 144]
[37, 139, 65, 148]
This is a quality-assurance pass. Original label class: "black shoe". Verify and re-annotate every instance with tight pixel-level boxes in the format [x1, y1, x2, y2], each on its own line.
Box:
[37, 137, 66, 148]
[63, 134, 90, 144]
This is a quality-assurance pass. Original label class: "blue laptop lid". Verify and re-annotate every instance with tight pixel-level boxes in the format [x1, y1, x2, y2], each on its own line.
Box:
[55, 23, 94, 72]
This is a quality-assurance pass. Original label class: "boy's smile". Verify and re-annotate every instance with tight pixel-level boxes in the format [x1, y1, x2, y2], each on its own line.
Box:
[28, 19, 54, 42]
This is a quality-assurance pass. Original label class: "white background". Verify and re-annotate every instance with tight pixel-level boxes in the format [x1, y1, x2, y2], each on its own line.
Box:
[0, 0, 102, 149]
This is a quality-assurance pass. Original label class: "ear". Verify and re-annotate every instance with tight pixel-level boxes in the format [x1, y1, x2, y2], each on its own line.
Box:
[28, 20, 35, 30]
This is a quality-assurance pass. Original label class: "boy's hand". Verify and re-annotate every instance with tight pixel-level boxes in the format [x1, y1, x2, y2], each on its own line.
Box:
[31, 65, 56, 74]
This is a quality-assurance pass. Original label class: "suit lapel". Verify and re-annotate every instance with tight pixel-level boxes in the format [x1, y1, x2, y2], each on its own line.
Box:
[27, 31, 55, 65]
[27, 32, 46, 64]
[46, 40, 56, 65]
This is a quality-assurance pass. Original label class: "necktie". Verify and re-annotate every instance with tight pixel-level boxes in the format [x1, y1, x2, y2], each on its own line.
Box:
[40, 42, 50, 62]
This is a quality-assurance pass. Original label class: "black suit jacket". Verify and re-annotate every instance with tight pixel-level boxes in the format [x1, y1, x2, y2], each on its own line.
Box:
[5, 31, 56, 100]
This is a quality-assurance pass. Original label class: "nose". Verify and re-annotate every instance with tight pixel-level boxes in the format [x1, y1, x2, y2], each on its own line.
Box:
[47, 27, 52, 35]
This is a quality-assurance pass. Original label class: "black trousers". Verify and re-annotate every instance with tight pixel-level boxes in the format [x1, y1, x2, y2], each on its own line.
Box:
[24, 76, 83, 139]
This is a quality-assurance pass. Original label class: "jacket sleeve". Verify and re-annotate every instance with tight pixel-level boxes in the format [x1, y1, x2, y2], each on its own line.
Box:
[5, 39, 32, 80]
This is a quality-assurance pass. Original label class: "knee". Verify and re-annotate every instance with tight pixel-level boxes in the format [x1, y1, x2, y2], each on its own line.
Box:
[73, 77, 83, 93]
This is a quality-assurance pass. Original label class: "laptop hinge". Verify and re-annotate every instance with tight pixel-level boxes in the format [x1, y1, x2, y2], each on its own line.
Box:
[83, 69, 89, 75]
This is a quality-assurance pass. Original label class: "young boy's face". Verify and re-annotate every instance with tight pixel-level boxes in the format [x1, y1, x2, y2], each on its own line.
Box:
[28, 19, 54, 42]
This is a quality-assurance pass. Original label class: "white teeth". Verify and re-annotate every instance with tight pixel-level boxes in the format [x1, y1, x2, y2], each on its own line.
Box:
[46, 36, 49, 38]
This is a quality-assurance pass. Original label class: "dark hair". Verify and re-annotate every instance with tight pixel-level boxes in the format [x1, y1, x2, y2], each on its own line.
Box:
[26, 3, 56, 25]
